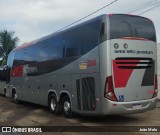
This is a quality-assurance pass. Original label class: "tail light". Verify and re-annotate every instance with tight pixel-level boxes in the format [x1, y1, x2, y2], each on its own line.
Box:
[104, 76, 118, 101]
[152, 75, 158, 98]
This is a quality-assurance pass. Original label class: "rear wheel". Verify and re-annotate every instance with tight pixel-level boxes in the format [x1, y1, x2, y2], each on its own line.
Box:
[62, 96, 73, 118]
[48, 94, 61, 114]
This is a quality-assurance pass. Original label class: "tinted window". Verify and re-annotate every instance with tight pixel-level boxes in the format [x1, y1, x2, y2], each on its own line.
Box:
[99, 22, 107, 43]
[110, 15, 156, 42]
[49, 35, 65, 59]
[39, 35, 65, 62]
[0, 66, 7, 81]
[7, 51, 15, 67]
[100, 23, 105, 37]
[26, 45, 38, 63]
[13, 49, 26, 66]
[82, 20, 101, 54]
[65, 28, 81, 57]
[39, 43, 50, 62]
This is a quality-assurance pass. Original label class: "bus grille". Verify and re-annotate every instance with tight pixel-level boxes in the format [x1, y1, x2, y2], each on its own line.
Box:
[76, 80, 81, 110]
[115, 57, 153, 69]
[82, 77, 96, 111]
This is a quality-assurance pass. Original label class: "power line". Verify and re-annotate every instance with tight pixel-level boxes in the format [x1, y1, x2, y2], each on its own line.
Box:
[124, 0, 158, 14]
[56, 0, 159, 33]
[56, 0, 118, 32]
[138, 2, 160, 15]
[122, 0, 160, 16]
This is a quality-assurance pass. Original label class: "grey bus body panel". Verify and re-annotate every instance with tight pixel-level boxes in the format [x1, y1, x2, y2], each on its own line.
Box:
[101, 97, 156, 115]
[110, 39, 157, 102]
[8, 46, 101, 114]
[99, 39, 157, 115]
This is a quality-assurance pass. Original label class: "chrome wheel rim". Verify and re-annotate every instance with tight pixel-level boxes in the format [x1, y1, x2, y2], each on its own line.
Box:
[50, 98, 56, 111]
[14, 93, 17, 101]
[64, 101, 70, 112]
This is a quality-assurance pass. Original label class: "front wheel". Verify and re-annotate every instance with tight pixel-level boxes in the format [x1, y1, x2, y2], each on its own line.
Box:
[13, 91, 18, 104]
[48, 94, 61, 114]
[62, 96, 73, 118]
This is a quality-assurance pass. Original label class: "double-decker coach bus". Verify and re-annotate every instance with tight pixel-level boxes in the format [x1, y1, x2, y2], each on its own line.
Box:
[6, 14, 157, 118]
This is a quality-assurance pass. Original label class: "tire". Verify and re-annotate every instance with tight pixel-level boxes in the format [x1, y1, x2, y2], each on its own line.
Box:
[48, 94, 61, 115]
[13, 91, 18, 104]
[62, 96, 73, 118]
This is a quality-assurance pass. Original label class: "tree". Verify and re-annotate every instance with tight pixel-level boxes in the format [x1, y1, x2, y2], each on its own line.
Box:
[0, 30, 19, 65]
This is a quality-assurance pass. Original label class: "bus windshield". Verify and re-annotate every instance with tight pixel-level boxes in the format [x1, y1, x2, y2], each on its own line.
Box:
[110, 14, 156, 42]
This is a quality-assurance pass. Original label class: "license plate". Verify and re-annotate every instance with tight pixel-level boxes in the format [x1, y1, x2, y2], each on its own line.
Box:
[132, 104, 142, 109]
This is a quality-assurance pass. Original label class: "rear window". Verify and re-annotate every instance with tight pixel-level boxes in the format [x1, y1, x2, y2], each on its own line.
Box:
[110, 14, 156, 42]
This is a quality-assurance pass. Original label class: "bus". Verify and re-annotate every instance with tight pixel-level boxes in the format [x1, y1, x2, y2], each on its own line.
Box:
[0, 65, 8, 96]
[6, 14, 157, 118]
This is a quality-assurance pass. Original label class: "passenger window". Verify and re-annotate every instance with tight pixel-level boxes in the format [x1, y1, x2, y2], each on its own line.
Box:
[99, 22, 107, 43]
[26, 45, 38, 63]
[65, 28, 81, 57]
[38, 35, 65, 62]
[39, 44, 50, 62]
[0, 66, 7, 81]
[48, 35, 65, 60]
[81, 20, 100, 54]
[7, 51, 15, 67]
[100, 23, 105, 37]
[13, 49, 26, 66]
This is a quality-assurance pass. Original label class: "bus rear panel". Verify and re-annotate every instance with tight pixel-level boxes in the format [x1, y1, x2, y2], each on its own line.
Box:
[101, 14, 157, 115]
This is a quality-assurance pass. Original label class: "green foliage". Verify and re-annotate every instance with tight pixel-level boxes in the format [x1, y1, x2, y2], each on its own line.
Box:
[0, 30, 19, 65]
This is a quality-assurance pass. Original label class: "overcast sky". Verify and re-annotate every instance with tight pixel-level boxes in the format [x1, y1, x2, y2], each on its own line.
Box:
[0, 0, 160, 46]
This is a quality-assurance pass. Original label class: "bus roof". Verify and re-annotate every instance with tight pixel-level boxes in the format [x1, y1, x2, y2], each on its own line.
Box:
[14, 14, 107, 51]
[14, 14, 150, 51]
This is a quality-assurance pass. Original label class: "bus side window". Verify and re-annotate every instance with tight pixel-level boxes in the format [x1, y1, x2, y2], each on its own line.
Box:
[39, 43, 50, 62]
[100, 23, 105, 37]
[81, 20, 101, 54]
[6, 51, 15, 83]
[99, 22, 107, 43]
[0, 68, 5, 81]
[39, 35, 65, 62]
[13, 49, 26, 66]
[0, 66, 8, 82]
[65, 28, 81, 57]
[26, 45, 38, 63]
[6, 67, 10, 84]
[50, 35, 65, 59]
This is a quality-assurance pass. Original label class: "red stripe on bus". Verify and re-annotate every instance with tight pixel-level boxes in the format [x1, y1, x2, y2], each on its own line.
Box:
[11, 65, 23, 77]
[120, 37, 149, 41]
[113, 60, 139, 88]
[15, 41, 35, 50]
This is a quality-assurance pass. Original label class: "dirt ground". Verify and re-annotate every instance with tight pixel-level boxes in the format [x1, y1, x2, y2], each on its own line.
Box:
[0, 95, 160, 135]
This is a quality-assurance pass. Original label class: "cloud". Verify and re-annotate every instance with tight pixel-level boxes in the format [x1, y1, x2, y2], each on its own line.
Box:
[0, 0, 159, 45]
[0, 0, 108, 45]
